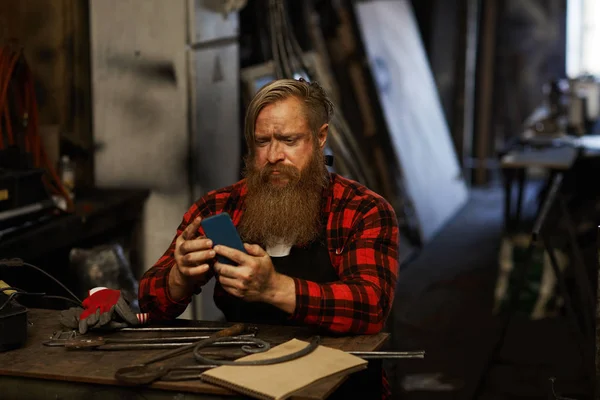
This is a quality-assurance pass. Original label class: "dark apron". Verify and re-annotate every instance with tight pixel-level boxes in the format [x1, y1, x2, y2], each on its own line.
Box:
[215, 236, 338, 325]
[214, 234, 385, 400]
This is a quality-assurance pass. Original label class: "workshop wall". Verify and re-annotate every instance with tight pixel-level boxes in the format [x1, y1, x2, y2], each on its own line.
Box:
[89, 0, 195, 319]
[0, 0, 93, 186]
[1, 0, 240, 321]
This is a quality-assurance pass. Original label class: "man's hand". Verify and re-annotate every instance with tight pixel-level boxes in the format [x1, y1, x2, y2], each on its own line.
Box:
[213, 243, 296, 314]
[169, 216, 215, 300]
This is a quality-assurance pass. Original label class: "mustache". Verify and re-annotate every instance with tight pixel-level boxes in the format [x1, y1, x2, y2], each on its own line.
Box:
[259, 163, 301, 182]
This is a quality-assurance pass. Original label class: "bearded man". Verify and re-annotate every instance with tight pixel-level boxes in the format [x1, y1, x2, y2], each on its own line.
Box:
[139, 78, 399, 335]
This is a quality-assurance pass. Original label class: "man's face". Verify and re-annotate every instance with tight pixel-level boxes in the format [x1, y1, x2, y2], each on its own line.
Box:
[239, 96, 329, 247]
[252, 96, 326, 187]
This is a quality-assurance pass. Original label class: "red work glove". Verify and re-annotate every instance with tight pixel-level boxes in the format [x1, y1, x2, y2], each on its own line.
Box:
[60, 287, 148, 334]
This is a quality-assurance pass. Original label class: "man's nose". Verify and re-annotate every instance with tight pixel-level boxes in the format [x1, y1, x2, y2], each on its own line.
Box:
[267, 142, 285, 163]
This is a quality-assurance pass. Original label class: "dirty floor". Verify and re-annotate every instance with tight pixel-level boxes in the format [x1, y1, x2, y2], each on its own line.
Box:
[386, 185, 591, 400]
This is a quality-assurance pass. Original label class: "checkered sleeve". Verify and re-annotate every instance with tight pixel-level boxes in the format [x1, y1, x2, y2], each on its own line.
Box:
[138, 185, 241, 321]
[138, 204, 203, 321]
[289, 196, 399, 334]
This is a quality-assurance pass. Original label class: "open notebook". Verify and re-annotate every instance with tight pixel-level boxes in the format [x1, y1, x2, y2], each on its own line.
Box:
[200, 339, 368, 400]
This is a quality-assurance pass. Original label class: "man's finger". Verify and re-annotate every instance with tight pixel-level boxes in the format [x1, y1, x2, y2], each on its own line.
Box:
[180, 249, 215, 266]
[214, 245, 250, 265]
[218, 276, 244, 296]
[214, 263, 242, 279]
[243, 243, 267, 256]
[180, 239, 213, 255]
[179, 264, 210, 277]
[181, 216, 202, 240]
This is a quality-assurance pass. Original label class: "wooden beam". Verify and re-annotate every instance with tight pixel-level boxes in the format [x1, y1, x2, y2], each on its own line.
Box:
[453, 0, 480, 186]
[474, 0, 498, 185]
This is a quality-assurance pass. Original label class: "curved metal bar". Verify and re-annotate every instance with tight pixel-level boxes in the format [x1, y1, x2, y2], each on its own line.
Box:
[193, 336, 319, 366]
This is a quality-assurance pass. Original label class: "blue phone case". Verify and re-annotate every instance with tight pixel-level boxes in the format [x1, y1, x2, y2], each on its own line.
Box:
[200, 213, 246, 265]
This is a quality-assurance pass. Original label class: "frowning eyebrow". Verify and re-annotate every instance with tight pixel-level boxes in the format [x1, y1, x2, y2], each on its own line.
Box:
[255, 132, 307, 140]
[274, 133, 305, 140]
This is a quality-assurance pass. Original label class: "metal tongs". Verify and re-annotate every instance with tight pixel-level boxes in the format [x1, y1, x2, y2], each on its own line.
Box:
[114, 323, 266, 385]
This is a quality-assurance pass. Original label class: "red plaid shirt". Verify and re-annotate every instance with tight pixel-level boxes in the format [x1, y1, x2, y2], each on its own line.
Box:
[139, 173, 399, 335]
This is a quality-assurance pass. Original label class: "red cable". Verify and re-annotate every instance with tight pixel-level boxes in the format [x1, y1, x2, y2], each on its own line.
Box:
[0, 47, 6, 148]
[3, 96, 11, 145]
[0, 45, 75, 212]
[0, 48, 19, 146]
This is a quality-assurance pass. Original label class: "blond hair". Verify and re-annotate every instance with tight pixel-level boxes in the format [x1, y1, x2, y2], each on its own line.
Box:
[244, 79, 334, 153]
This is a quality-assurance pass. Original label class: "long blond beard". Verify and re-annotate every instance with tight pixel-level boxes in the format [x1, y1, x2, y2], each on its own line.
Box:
[239, 146, 329, 248]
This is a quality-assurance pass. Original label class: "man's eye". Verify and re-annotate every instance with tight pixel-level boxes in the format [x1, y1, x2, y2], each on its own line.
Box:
[283, 138, 297, 144]
[256, 140, 269, 146]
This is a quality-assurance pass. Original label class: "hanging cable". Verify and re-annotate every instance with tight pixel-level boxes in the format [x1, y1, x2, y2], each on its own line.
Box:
[0, 44, 74, 211]
[0, 47, 20, 148]
[261, 1, 378, 188]
[275, 0, 295, 77]
[0, 258, 83, 306]
[268, 0, 284, 79]
[280, 0, 313, 79]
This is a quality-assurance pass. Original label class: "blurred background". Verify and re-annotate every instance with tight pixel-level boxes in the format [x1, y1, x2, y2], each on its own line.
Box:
[1, 0, 600, 398]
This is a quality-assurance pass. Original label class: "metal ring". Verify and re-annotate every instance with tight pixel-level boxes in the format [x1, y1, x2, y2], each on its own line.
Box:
[193, 336, 320, 366]
[240, 338, 271, 354]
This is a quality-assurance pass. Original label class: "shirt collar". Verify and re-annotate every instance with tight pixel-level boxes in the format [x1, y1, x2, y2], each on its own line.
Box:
[321, 172, 334, 217]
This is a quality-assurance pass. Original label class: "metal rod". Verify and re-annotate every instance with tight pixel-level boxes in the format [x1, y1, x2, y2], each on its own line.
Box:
[70, 339, 425, 360]
[88, 340, 266, 351]
[157, 350, 426, 382]
[118, 326, 230, 333]
[559, 194, 596, 334]
[123, 324, 246, 367]
[101, 333, 255, 344]
[56, 334, 258, 349]
[543, 233, 592, 379]
[532, 172, 563, 241]
[349, 350, 425, 359]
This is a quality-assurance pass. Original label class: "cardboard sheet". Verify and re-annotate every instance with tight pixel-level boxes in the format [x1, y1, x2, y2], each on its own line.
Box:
[201, 339, 368, 400]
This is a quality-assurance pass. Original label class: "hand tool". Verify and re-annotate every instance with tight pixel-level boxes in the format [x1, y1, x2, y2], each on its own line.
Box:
[114, 323, 266, 385]
[65, 341, 264, 352]
[43, 326, 259, 346]
[115, 349, 426, 383]
[115, 336, 317, 385]
[42, 330, 78, 346]
[118, 326, 252, 333]
[45, 334, 256, 350]
[159, 364, 219, 381]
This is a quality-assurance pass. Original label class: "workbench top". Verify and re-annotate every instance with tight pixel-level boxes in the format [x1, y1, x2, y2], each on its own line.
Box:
[0, 308, 389, 399]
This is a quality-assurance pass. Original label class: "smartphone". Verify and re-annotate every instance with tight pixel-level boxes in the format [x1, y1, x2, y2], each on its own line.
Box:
[200, 213, 247, 265]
